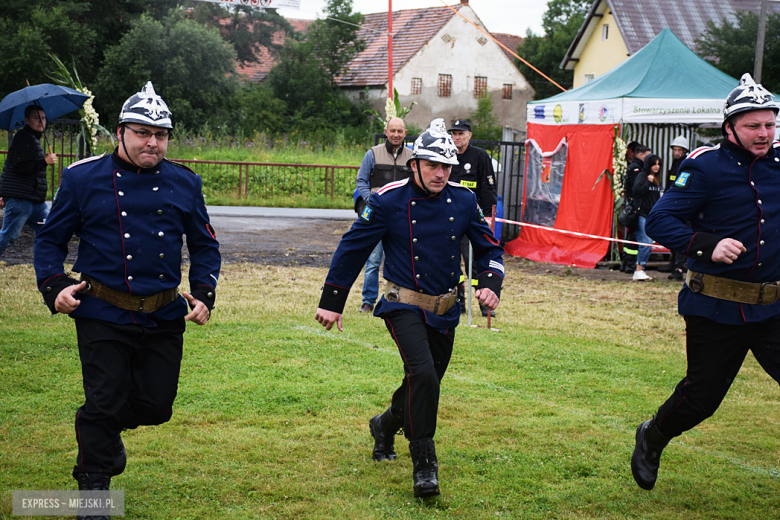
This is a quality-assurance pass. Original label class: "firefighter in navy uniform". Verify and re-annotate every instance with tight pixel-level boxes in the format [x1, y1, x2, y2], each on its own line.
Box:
[33, 82, 220, 513]
[447, 119, 498, 316]
[631, 74, 780, 491]
[315, 119, 504, 498]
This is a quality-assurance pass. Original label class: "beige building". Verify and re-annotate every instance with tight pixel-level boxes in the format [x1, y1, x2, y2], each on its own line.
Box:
[561, 0, 780, 89]
[337, 0, 534, 131]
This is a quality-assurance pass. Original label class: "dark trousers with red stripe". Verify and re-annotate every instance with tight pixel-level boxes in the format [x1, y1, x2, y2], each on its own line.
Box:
[384, 310, 455, 441]
[73, 317, 184, 475]
[655, 315, 780, 437]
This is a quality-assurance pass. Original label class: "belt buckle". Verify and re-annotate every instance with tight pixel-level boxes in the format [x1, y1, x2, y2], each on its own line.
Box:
[138, 293, 159, 312]
[688, 273, 704, 293]
[758, 282, 779, 305]
[433, 294, 444, 314]
[386, 284, 400, 303]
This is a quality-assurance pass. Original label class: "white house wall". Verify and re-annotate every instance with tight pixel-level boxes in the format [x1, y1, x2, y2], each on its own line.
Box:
[348, 6, 534, 132]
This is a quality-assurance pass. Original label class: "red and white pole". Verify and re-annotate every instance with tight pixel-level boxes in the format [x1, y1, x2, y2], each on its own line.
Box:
[388, 0, 393, 100]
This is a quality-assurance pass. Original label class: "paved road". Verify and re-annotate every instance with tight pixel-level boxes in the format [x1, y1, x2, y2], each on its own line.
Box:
[206, 206, 355, 220]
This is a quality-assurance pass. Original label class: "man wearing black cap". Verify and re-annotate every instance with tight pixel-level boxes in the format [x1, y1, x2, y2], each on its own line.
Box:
[448, 119, 498, 316]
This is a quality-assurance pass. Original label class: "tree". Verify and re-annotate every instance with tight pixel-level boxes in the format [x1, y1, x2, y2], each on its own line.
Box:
[264, 0, 368, 135]
[95, 12, 238, 131]
[696, 11, 780, 94]
[515, 0, 591, 100]
[0, 6, 95, 97]
[0, 0, 178, 97]
[469, 95, 501, 141]
[231, 83, 288, 136]
[188, 2, 294, 64]
[304, 0, 366, 81]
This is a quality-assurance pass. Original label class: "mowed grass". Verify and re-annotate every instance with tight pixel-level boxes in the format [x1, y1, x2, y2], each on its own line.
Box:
[2, 261, 780, 519]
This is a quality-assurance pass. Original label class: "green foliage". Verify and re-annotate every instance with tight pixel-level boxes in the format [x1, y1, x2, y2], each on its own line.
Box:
[95, 12, 239, 131]
[231, 83, 288, 136]
[0, 0, 177, 97]
[696, 11, 780, 94]
[188, 2, 293, 64]
[305, 0, 366, 81]
[264, 0, 371, 140]
[515, 0, 591, 100]
[0, 6, 95, 97]
[469, 95, 502, 141]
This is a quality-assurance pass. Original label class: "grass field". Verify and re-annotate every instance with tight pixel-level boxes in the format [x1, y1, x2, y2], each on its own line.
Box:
[2, 261, 780, 519]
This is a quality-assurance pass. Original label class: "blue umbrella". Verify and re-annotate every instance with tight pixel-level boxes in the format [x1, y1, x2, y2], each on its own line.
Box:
[0, 83, 90, 131]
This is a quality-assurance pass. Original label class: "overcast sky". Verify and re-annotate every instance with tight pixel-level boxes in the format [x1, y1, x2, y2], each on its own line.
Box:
[276, 0, 547, 37]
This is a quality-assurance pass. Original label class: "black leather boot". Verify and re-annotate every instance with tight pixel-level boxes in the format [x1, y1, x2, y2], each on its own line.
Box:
[76, 472, 112, 520]
[631, 418, 672, 490]
[624, 255, 637, 275]
[409, 438, 440, 498]
[369, 408, 403, 461]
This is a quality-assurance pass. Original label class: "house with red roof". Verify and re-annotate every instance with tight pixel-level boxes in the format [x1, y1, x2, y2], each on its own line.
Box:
[337, 0, 533, 130]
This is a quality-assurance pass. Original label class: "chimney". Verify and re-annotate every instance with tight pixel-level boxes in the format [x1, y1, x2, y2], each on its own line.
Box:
[461, 0, 469, 5]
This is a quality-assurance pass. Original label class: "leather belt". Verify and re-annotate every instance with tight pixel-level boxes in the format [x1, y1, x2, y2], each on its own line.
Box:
[685, 270, 780, 305]
[384, 282, 458, 315]
[80, 274, 179, 313]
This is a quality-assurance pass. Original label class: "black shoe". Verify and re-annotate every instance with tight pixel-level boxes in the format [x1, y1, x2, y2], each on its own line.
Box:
[76, 472, 112, 519]
[112, 435, 126, 476]
[657, 263, 674, 273]
[409, 438, 440, 498]
[668, 269, 684, 281]
[631, 418, 672, 490]
[480, 304, 495, 317]
[360, 303, 374, 313]
[369, 408, 403, 462]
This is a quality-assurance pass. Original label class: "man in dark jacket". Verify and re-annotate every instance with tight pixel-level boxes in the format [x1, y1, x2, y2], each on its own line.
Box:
[659, 136, 691, 279]
[448, 119, 498, 316]
[620, 144, 651, 274]
[0, 105, 57, 257]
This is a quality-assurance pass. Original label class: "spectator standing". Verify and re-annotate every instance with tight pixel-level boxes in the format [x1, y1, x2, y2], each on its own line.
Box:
[620, 144, 651, 274]
[0, 105, 57, 257]
[632, 154, 663, 281]
[632, 74, 780, 491]
[658, 136, 691, 280]
[354, 117, 413, 312]
[315, 119, 504, 497]
[33, 82, 221, 505]
[448, 119, 498, 316]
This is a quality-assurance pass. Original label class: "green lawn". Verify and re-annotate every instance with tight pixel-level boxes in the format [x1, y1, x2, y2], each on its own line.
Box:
[2, 261, 779, 519]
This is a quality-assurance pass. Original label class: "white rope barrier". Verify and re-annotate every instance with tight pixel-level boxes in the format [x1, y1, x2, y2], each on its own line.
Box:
[489, 217, 666, 249]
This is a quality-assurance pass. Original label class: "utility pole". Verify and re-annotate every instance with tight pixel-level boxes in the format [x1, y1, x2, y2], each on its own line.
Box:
[388, 0, 393, 100]
[754, 0, 768, 82]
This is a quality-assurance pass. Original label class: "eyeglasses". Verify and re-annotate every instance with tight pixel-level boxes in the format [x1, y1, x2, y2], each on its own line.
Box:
[125, 126, 170, 141]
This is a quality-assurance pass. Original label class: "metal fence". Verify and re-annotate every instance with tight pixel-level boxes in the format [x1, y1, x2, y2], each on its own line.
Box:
[171, 159, 359, 201]
[372, 134, 525, 243]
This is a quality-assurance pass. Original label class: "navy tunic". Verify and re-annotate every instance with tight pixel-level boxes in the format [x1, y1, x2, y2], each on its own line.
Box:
[34, 152, 221, 326]
[646, 140, 780, 324]
[319, 177, 504, 330]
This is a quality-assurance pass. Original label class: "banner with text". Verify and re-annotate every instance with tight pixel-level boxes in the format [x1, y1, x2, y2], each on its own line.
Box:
[194, 0, 300, 8]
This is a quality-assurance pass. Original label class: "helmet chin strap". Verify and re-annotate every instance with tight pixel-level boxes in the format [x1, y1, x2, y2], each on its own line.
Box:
[119, 125, 142, 173]
[727, 120, 749, 150]
[415, 158, 433, 197]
